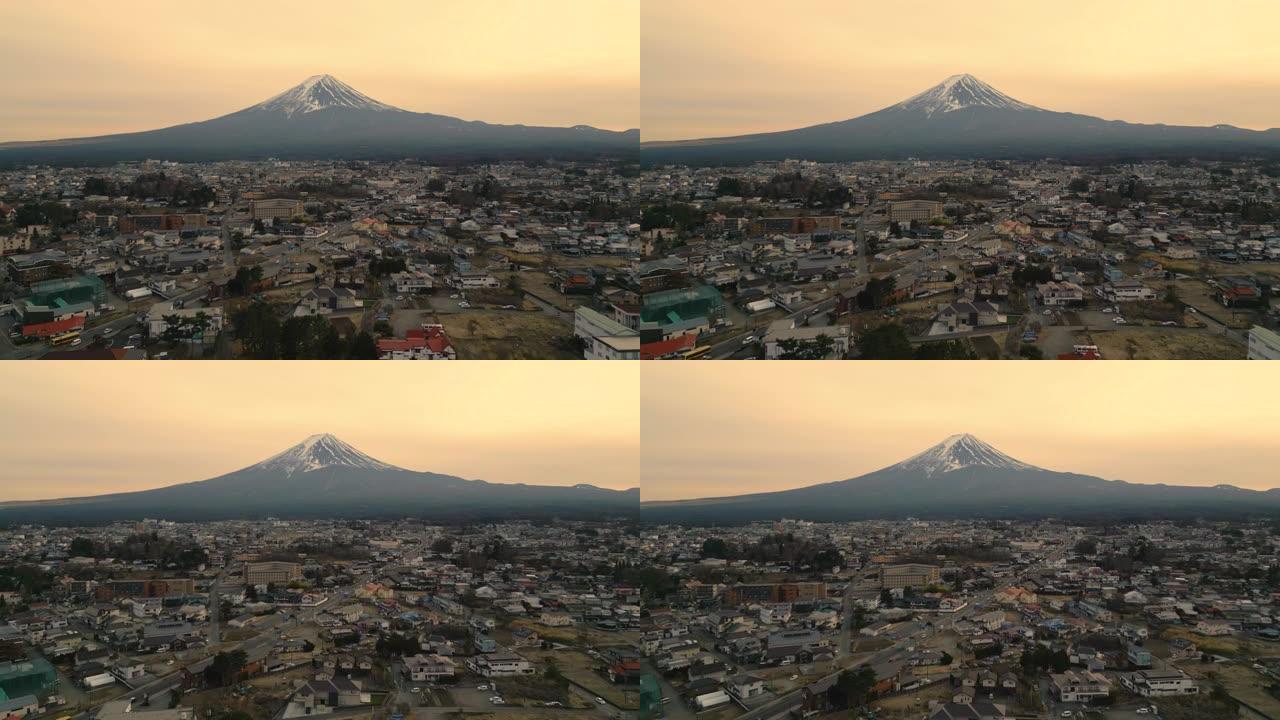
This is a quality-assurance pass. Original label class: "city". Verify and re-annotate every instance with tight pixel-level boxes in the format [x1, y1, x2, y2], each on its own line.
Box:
[636, 517, 1277, 720]
[0, 156, 641, 360]
[0, 518, 645, 720]
[636, 157, 1280, 360]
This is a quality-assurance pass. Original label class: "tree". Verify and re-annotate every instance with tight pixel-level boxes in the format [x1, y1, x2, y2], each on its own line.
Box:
[1074, 538, 1098, 555]
[776, 334, 836, 360]
[701, 538, 731, 559]
[856, 324, 913, 359]
[233, 302, 282, 359]
[205, 649, 247, 687]
[431, 538, 454, 554]
[69, 537, 96, 557]
[856, 277, 897, 310]
[227, 265, 263, 297]
[827, 667, 877, 709]
[347, 332, 379, 359]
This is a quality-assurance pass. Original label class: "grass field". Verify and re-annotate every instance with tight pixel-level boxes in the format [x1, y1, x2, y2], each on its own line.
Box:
[1082, 327, 1245, 359]
[438, 310, 577, 359]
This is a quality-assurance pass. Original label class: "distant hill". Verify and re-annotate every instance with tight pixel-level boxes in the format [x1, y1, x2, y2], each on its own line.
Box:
[0, 75, 638, 166]
[641, 434, 1280, 523]
[0, 434, 638, 524]
[641, 74, 1280, 164]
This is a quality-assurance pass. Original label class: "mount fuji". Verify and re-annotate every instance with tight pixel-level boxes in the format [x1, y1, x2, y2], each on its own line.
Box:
[0, 433, 638, 524]
[0, 75, 638, 166]
[641, 73, 1280, 163]
[640, 433, 1280, 522]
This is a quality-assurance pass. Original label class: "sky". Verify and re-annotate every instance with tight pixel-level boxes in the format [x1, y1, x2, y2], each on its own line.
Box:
[0, 363, 639, 501]
[641, 363, 1280, 501]
[642, 0, 1280, 140]
[0, 0, 639, 141]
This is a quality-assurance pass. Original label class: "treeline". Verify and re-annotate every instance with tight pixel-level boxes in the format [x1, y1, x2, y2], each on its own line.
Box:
[69, 533, 209, 570]
[716, 172, 854, 207]
[701, 533, 844, 571]
[84, 172, 216, 206]
[233, 303, 379, 360]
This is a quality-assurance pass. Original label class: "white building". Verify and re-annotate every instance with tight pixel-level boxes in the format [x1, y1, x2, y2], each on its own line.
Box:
[466, 651, 535, 677]
[1121, 669, 1199, 697]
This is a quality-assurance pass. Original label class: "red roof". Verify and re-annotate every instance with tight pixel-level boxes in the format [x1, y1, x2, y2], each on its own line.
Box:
[378, 326, 454, 356]
[640, 333, 697, 360]
[22, 314, 85, 338]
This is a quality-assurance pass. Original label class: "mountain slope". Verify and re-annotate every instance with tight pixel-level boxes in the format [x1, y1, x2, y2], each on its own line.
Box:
[641, 74, 1280, 163]
[0, 75, 637, 166]
[0, 434, 638, 524]
[641, 434, 1280, 522]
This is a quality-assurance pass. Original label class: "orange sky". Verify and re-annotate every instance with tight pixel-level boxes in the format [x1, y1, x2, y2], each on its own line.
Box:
[0, 0, 639, 141]
[0, 363, 639, 501]
[641, 363, 1280, 501]
[642, 0, 1280, 140]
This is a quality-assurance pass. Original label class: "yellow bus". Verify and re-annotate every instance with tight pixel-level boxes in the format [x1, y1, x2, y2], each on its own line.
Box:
[686, 345, 712, 359]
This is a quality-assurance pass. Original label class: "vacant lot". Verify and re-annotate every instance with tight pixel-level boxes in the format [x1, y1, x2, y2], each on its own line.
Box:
[1082, 327, 1245, 359]
[438, 310, 577, 359]
[517, 648, 635, 709]
[1181, 661, 1280, 719]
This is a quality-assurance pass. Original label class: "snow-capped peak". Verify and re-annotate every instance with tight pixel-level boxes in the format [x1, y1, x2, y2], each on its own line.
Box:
[892, 433, 1039, 476]
[249, 75, 402, 117]
[253, 433, 400, 476]
[892, 74, 1040, 117]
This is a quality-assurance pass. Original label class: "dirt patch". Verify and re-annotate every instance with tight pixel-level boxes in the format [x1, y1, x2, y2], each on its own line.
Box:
[517, 648, 635, 709]
[438, 311, 576, 359]
[1082, 327, 1245, 359]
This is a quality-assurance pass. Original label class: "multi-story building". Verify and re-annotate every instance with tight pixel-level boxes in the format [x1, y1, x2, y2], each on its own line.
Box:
[466, 651, 535, 677]
[95, 579, 195, 601]
[747, 215, 840, 237]
[0, 235, 32, 255]
[245, 561, 302, 586]
[722, 582, 826, 606]
[250, 199, 305, 221]
[889, 200, 944, 223]
[118, 213, 207, 233]
[1051, 670, 1111, 703]
[1121, 669, 1199, 697]
[882, 564, 941, 589]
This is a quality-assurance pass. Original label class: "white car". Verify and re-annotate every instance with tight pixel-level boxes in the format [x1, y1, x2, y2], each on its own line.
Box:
[1136, 709, 1150, 715]
[102, 328, 116, 336]
[1113, 317, 1127, 324]
[741, 335, 756, 346]
[595, 697, 606, 705]
[1187, 307, 1198, 313]
[476, 685, 489, 691]
[396, 295, 405, 301]
[410, 687, 421, 694]
[70, 338, 83, 346]
[1042, 308, 1052, 315]
[1102, 307, 1114, 313]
